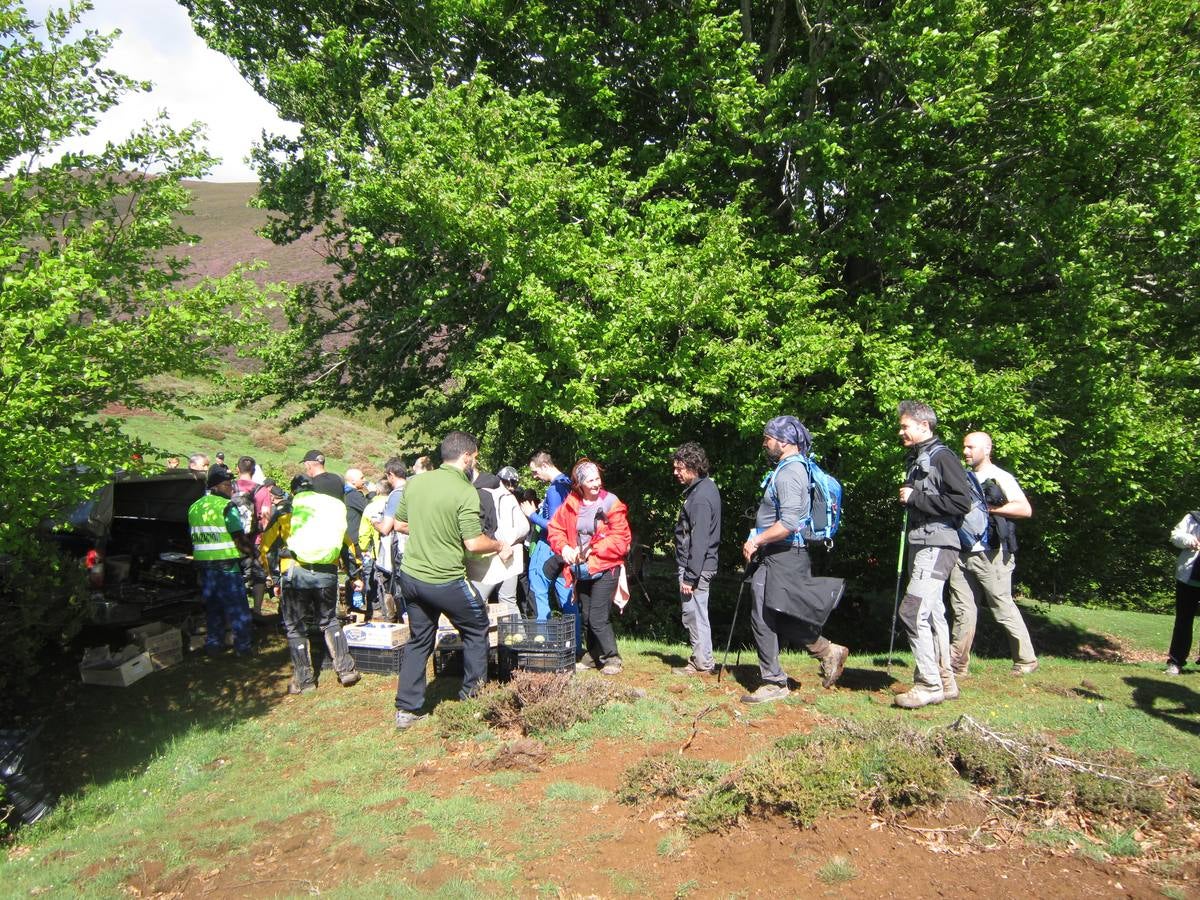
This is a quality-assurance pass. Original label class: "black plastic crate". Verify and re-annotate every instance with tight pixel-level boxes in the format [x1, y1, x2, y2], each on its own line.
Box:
[433, 646, 500, 677]
[497, 614, 576, 656]
[348, 644, 404, 675]
[498, 645, 574, 680]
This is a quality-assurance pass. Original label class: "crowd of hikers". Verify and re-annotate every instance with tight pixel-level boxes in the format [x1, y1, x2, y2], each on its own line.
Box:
[187, 398, 1150, 730]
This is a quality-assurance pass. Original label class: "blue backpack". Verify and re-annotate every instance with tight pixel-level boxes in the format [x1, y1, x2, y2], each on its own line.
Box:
[930, 446, 990, 552]
[764, 454, 843, 547]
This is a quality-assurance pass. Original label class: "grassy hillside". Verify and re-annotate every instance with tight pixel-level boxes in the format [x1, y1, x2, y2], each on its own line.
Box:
[174, 181, 334, 289]
[105, 375, 427, 483]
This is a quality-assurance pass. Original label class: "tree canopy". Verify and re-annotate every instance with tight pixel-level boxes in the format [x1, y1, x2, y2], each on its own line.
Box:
[0, 0, 268, 689]
[185, 0, 1200, 604]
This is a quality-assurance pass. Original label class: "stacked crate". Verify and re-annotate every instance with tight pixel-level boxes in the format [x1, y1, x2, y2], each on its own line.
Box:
[497, 614, 576, 678]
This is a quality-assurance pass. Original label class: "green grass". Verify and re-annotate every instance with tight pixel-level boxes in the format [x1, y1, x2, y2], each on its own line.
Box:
[2, 602, 1197, 897]
[816, 854, 858, 884]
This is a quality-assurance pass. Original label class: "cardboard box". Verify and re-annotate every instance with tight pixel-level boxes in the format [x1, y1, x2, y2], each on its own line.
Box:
[80, 646, 153, 687]
[343, 621, 410, 649]
[127, 622, 183, 669]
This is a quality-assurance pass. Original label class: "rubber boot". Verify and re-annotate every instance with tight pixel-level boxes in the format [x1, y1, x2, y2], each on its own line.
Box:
[287, 640, 316, 694]
[324, 625, 360, 687]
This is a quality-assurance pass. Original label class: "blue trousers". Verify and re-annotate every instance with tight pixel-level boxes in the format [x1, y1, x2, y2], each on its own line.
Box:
[528, 540, 578, 624]
[199, 565, 252, 654]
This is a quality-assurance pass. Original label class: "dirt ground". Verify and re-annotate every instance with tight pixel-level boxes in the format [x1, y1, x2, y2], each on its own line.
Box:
[110, 666, 1186, 899]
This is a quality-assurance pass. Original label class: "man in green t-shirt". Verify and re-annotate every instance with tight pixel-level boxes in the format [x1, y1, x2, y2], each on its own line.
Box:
[393, 431, 513, 729]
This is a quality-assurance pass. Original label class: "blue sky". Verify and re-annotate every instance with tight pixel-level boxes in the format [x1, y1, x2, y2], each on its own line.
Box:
[24, 0, 296, 181]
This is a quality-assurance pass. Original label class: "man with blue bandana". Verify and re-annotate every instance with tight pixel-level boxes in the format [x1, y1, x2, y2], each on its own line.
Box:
[739, 416, 850, 703]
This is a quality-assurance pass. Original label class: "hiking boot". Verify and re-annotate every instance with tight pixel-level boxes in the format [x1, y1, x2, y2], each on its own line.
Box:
[672, 660, 713, 676]
[601, 659, 624, 676]
[395, 710, 428, 731]
[1010, 660, 1039, 676]
[287, 677, 317, 695]
[575, 654, 597, 672]
[941, 673, 960, 701]
[818, 644, 850, 689]
[740, 683, 789, 704]
[1165, 662, 1183, 676]
[338, 670, 361, 687]
[893, 685, 944, 709]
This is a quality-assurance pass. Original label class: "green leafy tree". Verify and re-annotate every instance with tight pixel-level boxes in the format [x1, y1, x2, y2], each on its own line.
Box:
[187, 0, 1199, 606]
[0, 0, 268, 695]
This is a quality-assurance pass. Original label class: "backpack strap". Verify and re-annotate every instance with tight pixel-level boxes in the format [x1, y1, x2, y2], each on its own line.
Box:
[760, 455, 809, 546]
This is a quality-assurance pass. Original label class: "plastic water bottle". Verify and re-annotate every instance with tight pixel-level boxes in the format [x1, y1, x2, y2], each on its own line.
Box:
[351, 587, 364, 611]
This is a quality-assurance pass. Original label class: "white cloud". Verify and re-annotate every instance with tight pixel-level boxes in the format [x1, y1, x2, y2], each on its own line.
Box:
[22, 0, 298, 182]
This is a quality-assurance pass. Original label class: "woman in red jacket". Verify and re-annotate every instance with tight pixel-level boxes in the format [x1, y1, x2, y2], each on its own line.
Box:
[548, 459, 632, 675]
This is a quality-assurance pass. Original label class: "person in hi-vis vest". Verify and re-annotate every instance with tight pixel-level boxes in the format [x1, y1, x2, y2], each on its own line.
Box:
[188, 466, 255, 655]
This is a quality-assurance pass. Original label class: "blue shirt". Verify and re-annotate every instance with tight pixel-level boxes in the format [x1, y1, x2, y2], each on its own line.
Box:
[529, 474, 572, 544]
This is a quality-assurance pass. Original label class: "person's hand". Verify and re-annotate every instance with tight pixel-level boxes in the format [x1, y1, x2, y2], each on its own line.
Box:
[497, 542, 514, 563]
[1191, 535, 1200, 551]
[561, 545, 579, 565]
[520, 500, 536, 517]
[898, 486, 913, 504]
[742, 540, 757, 564]
[680, 581, 694, 597]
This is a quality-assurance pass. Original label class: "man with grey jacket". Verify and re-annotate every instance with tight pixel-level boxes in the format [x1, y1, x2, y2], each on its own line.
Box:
[671, 443, 721, 675]
[739, 416, 849, 702]
[895, 401, 974, 709]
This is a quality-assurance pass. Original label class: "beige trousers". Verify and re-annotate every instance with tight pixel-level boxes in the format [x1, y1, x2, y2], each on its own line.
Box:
[946, 549, 1036, 671]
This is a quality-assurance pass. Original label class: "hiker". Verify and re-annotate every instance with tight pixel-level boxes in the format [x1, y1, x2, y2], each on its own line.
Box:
[947, 432, 1038, 676]
[468, 470, 529, 618]
[264, 475, 362, 693]
[188, 452, 209, 473]
[371, 457, 410, 620]
[739, 417, 849, 703]
[671, 442, 721, 676]
[393, 432, 514, 729]
[233, 455, 272, 617]
[188, 465, 254, 656]
[547, 459, 632, 676]
[301, 449, 345, 500]
[526, 452, 575, 622]
[894, 401, 973, 709]
[411, 455, 433, 475]
[1165, 509, 1200, 675]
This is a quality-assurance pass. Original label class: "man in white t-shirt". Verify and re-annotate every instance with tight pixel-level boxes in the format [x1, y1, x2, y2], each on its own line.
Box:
[947, 432, 1038, 676]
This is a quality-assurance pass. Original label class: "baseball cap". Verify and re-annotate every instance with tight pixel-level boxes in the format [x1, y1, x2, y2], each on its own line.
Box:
[497, 466, 520, 484]
[300, 449, 325, 464]
[206, 465, 233, 488]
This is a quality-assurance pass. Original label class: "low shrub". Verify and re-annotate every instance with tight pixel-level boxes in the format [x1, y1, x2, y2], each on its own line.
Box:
[250, 425, 292, 453]
[617, 755, 727, 805]
[192, 422, 227, 441]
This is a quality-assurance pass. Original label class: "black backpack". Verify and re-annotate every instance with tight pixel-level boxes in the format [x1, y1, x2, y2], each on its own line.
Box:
[980, 478, 1017, 555]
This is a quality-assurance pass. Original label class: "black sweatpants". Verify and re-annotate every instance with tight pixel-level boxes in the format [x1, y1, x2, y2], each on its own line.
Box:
[394, 571, 488, 713]
[577, 568, 620, 665]
[1168, 580, 1200, 667]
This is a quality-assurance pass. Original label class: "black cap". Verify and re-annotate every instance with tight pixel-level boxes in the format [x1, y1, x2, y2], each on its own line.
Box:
[290, 474, 313, 494]
[207, 465, 233, 488]
[301, 449, 325, 464]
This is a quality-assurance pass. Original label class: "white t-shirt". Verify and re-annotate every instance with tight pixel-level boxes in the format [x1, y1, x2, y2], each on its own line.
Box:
[973, 461, 1026, 506]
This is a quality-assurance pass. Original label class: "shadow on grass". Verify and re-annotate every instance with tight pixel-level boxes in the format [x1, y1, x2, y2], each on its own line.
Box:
[816, 593, 1135, 664]
[27, 618, 300, 799]
[1124, 675, 1200, 738]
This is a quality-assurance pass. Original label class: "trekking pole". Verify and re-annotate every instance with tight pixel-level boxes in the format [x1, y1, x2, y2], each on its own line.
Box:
[886, 509, 909, 673]
[718, 557, 757, 684]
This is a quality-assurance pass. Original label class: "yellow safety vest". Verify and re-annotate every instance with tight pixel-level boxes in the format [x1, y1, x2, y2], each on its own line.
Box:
[285, 491, 347, 565]
[188, 494, 240, 562]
